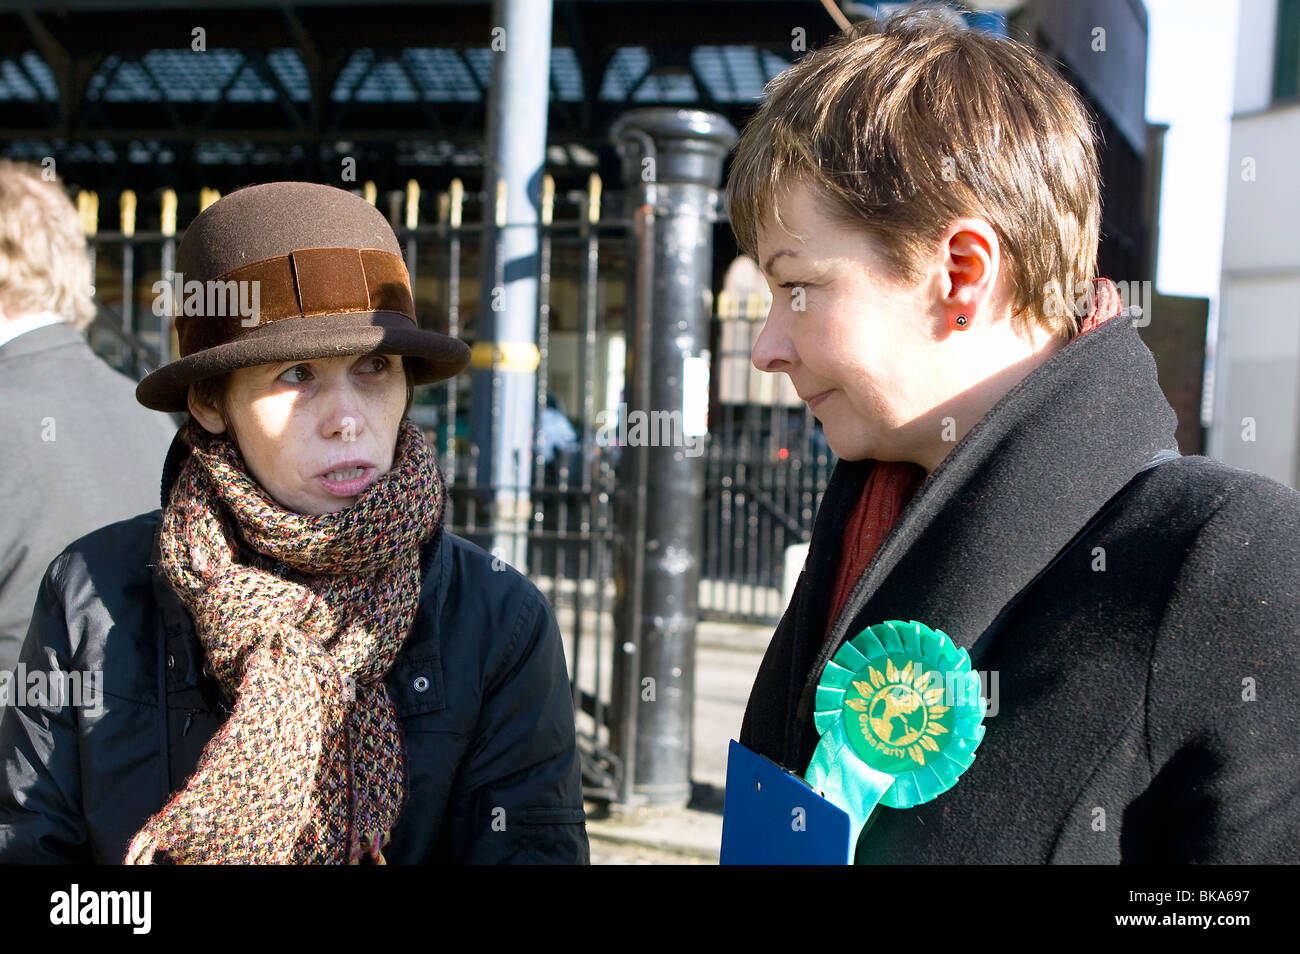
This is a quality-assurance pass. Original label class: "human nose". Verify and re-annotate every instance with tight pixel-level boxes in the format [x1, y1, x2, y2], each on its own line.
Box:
[751, 309, 797, 374]
[319, 373, 365, 442]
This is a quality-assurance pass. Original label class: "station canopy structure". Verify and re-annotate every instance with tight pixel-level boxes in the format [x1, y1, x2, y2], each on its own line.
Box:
[0, 0, 845, 191]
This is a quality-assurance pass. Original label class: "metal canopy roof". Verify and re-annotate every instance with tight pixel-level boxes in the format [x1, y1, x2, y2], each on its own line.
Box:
[0, 0, 842, 191]
[0, 44, 794, 107]
[0, 1, 841, 187]
[0, 2, 834, 130]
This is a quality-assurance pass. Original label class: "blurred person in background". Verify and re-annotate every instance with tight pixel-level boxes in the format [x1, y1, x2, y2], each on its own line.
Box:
[0, 159, 176, 700]
[539, 390, 580, 467]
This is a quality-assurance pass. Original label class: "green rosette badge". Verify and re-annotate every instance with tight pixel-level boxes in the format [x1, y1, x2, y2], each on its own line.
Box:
[805, 619, 987, 850]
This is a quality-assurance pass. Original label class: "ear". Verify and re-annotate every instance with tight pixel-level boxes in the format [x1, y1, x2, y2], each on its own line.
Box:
[939, 217, 1001, 316]
[187, 383, 227, 434]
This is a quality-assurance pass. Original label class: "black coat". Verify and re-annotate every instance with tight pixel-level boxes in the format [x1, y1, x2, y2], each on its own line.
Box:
[740, 315, 1300, 863]
[0, 433, 590, 864]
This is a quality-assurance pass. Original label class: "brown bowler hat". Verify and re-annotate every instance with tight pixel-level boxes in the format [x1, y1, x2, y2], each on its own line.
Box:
[136, 181, 470, 412]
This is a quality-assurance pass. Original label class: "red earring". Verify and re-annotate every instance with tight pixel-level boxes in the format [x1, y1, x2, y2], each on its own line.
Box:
[951, 314, 969, 330]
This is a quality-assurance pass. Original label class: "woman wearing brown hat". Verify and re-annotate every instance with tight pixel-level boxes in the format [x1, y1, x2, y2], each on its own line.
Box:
[0, 181, 589, 864]
[727, 10, 1300, 862]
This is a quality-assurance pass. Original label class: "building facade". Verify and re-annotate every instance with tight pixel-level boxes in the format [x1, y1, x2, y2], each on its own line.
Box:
[1213, 0, 1300, 487]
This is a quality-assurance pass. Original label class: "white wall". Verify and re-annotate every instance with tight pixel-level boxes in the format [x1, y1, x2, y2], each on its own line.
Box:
[1213, 1, 1300, 485]
[1233, 0, 1279, 114]
[1212, 276, 1300, 484]
[1220, 110, 1300, 275]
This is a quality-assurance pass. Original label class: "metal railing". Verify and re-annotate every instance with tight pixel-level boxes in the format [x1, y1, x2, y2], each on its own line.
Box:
[76, 175, 834, 803]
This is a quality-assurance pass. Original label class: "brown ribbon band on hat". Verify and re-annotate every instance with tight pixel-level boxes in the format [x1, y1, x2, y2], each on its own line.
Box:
[174, 247, 416, 358]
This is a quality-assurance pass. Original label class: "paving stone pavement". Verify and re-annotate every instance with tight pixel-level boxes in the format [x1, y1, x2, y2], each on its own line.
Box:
[579, 620, 772, 865]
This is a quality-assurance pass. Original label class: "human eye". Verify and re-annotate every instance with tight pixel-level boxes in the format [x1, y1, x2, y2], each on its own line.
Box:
[277, 363, 312, 384]
[356, 354, 391, 374]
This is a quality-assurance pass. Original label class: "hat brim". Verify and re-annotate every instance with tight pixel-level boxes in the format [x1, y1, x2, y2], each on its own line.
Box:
[136, 311, 471, 412]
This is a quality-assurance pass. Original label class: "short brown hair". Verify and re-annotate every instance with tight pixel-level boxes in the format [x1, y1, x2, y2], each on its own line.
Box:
[0, 159, 96, 329]
[725, 3, 1102, 338]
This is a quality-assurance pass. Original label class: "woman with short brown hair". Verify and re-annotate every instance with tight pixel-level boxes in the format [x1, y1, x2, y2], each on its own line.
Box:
[730, 7, 1300, 863]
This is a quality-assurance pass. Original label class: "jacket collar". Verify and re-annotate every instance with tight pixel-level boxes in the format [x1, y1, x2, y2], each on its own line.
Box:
[0, 319, 83, 359]
[0, 310, 65, 349]
[785, 314, 1180, 764]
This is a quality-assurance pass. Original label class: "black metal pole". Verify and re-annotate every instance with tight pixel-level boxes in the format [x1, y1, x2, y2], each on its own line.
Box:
[610, 108, 736, 808]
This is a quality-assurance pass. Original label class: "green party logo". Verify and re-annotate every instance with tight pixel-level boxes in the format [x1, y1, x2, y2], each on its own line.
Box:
[843, 655, 953, 771]
[807, 620, 986, 824]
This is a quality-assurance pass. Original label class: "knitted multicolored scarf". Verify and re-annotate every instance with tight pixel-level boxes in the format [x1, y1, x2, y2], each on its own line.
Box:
[125, 417, 443, 865]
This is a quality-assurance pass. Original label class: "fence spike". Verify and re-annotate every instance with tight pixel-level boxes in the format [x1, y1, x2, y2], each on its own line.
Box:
[119, 190, 136, 238]
[541, 174, 554, 226]
[717, 289, 733, 319]
[77, 190, 98, 237]
[405, 179, 420, 230]
[449, 178, 464, 229]
[587, 173, 602, 224]
[161, 189, 177, 237]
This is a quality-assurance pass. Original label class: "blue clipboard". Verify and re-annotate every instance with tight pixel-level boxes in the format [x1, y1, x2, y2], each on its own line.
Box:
[719, 739, 854, 864]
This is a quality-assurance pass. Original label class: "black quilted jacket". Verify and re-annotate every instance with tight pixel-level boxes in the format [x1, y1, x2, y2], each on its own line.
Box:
[0, 432, 589, 864]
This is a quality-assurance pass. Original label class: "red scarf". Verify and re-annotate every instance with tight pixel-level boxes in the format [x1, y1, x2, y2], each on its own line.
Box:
[824, 279, 1125, 641]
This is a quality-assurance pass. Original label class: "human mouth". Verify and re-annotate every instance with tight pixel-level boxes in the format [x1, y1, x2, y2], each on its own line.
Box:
[804, 390, 833, 410]
[315, 460, 377, 497]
